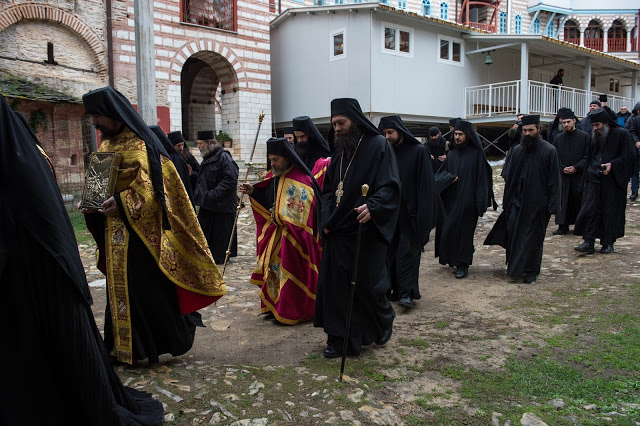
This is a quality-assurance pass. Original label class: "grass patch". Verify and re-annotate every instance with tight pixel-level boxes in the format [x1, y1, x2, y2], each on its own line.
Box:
[67, 209, 94, 246]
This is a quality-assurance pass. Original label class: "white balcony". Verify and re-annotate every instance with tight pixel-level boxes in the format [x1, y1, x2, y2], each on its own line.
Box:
[465, 80, 635, 120]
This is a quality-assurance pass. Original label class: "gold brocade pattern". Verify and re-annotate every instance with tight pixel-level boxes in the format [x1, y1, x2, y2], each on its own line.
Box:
[99, 129, 226, 298]
[105, 217, 132, 364]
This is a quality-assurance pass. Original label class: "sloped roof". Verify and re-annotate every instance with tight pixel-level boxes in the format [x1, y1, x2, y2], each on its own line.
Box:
[0, 69, 81, 104]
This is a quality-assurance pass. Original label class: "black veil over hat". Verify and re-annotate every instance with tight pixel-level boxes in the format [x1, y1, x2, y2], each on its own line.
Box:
[266, 137, 312, 175]
[167, 130, 185, 145]
[1, 96, 90, 303]
[82, 86, 171, 229]
[292, 116, 331, 154]
[454, 120, 483, 152]
[378, 115, 420, 145]
[590, 107, 619, 127]
[330, 98, 381, 136]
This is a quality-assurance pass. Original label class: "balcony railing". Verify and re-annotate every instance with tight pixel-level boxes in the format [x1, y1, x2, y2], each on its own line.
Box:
[465, 80, 635, 119]
[564, 37, 579, 45]
[181, 0, 237, 32]
[584, 38, 603, 50]
[465, 22, 497, 33]
[608, 38, 627, 52]
[465, 80, 520, 117]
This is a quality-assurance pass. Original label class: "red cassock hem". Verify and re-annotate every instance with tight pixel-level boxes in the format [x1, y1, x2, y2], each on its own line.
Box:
[176, 286, 221, 314]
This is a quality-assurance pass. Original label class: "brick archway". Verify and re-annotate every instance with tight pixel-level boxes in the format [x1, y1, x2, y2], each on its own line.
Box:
[169, 39, 248, 89]
[0, 2, 107, 77]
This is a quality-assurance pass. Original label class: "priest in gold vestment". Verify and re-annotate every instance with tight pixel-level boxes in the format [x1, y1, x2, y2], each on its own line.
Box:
[82, 87, 226, 364]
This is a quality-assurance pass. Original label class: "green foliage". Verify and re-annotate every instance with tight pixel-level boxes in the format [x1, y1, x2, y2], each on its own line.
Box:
[28, 109, 48, 134]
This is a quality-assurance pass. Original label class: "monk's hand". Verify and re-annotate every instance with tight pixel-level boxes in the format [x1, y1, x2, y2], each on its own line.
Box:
[563, 166, 576, 174]
[431, 155, 434, 159]
[99, 196, 118, 217]
[187, 164, 193, 176]
[323, 228, 329, 235]
[78, 200, 97, 214]
[601, 163, 612, 175]
[239, 183, 254, 195]
[438, 155, 447, 161]
[355, 203, 371, 223]
[453, 176, 459, 183]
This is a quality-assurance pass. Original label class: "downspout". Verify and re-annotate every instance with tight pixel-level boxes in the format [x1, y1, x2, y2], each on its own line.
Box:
[507, 0, 512, 34]
[106, 0, 114, 87]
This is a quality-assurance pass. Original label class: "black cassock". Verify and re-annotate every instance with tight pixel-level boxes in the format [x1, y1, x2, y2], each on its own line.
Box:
[193, 146, 239, 263]
[314, 133, 400, 355]
[0, 97, 163, 425]
[485, 139, 561, 277]
[551, 128, 589, 226]
[425, 135, 447, 173]
[388, 141, 441, 300]
[435, 143, 492, 268]
[574, 126, 636, 244]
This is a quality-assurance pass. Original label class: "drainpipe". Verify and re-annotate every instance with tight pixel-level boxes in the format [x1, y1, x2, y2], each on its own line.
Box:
[106, 0, 114, 87]
[507, 0, 512, 34]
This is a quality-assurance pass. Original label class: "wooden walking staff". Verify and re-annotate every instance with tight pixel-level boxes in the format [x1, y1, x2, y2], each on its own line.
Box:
[339, 183, 369, 383]
[222, 111, 265, 276]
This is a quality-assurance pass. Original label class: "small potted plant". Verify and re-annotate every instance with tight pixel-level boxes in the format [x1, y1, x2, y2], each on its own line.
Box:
[218, 131, 233, 148]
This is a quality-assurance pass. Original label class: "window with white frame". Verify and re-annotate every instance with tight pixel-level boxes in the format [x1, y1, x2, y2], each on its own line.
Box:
[438, 36, 463, 65]
[610, 78, 620, 92]
[514, 15, 522, 34]
[533, 18, 540, 34]
[330, 29, 346, 61]
[499, 12, 506, 34]
[397, 0, 407, 10]
[382, 23, 413, 56]
[334, 0, 344, 4]
[422, 0, 430, 16]
[440, 2, 448, 20]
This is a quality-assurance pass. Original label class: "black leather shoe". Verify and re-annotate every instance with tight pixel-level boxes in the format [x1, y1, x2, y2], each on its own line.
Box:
[398, 297, 414, 308]
[599, 244, 614, 254]
[630, 193, 638, 201]
[574, 241, 595, 254]
[455, 266, 468, 279]
[323, 346, 341, 358]
[376, 326, 393, 346]
[552, 226, 569, 235]
[523, 272, 538, 284]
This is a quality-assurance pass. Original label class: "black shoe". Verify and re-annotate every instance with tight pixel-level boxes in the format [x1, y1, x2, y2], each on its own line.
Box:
[376, 326, 393, 346]
[523, 272, 538, 284]
[398, 297, 414, 308]
[552, 226, 569, 235]
[323, 346, 341, 358]
[455, 266, 468, 279]
[387, 292, 400, 302]
[630, 193, 638, 201]
[574, 241, 595, 254]
[599, 244, 614, 254]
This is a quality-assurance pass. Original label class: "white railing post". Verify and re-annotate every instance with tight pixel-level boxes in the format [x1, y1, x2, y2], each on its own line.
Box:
[488, 83, 493, 117]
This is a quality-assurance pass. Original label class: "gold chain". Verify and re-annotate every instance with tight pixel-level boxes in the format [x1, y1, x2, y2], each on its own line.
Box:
[335, 133, 364, 207]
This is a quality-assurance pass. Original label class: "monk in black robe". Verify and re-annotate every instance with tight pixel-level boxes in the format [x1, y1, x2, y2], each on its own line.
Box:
[151, 125, 194, 205]
[82, 87, 226, 365]
[379, 116, 441, 308]
[435, 120, 494, 279]
[0, 96, 164, 425]
[580, 100, 601, 136]
[426, 126, 448, 172]
[292, 115, 331, 172]
[574, 108, 636, 254]
[485, 115, 562, 283]
[168, 130, 200, 190]
[550, 108, 589, 235]
[194, 130, 239, 264]
[315, 98, 400, 358]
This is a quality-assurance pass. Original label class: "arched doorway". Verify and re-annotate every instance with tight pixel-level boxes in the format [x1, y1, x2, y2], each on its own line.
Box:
[180, 51, 239, 145]
[608, 20, 627, 52]
[584, 20, 603, 51]
[563, 20, 579, 45]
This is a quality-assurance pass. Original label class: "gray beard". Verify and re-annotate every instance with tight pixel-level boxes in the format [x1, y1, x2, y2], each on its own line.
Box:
[335, 127, 363, 161]
[272, 161, 290, 177]
[200, 143, 218, 158]
[592, 124, 610, 151]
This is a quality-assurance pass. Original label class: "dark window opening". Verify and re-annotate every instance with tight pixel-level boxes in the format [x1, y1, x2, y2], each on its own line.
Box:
[44, 42, 58, 65]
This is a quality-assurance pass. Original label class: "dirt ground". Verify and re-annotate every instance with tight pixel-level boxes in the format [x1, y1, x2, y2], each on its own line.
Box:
[81, 167, 640, 424]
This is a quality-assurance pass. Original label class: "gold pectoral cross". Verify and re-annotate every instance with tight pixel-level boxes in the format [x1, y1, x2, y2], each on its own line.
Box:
[335, 181, 344, 207]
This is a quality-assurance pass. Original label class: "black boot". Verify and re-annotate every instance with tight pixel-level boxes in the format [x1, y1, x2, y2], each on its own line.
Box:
[599, 244, 614, 254]
[574, 240, 595, 254]
[552, 225, 569, 235]
[523, 272, 538, 284]
[630, 193, 638, 201]
[455, 265, 468, 279]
